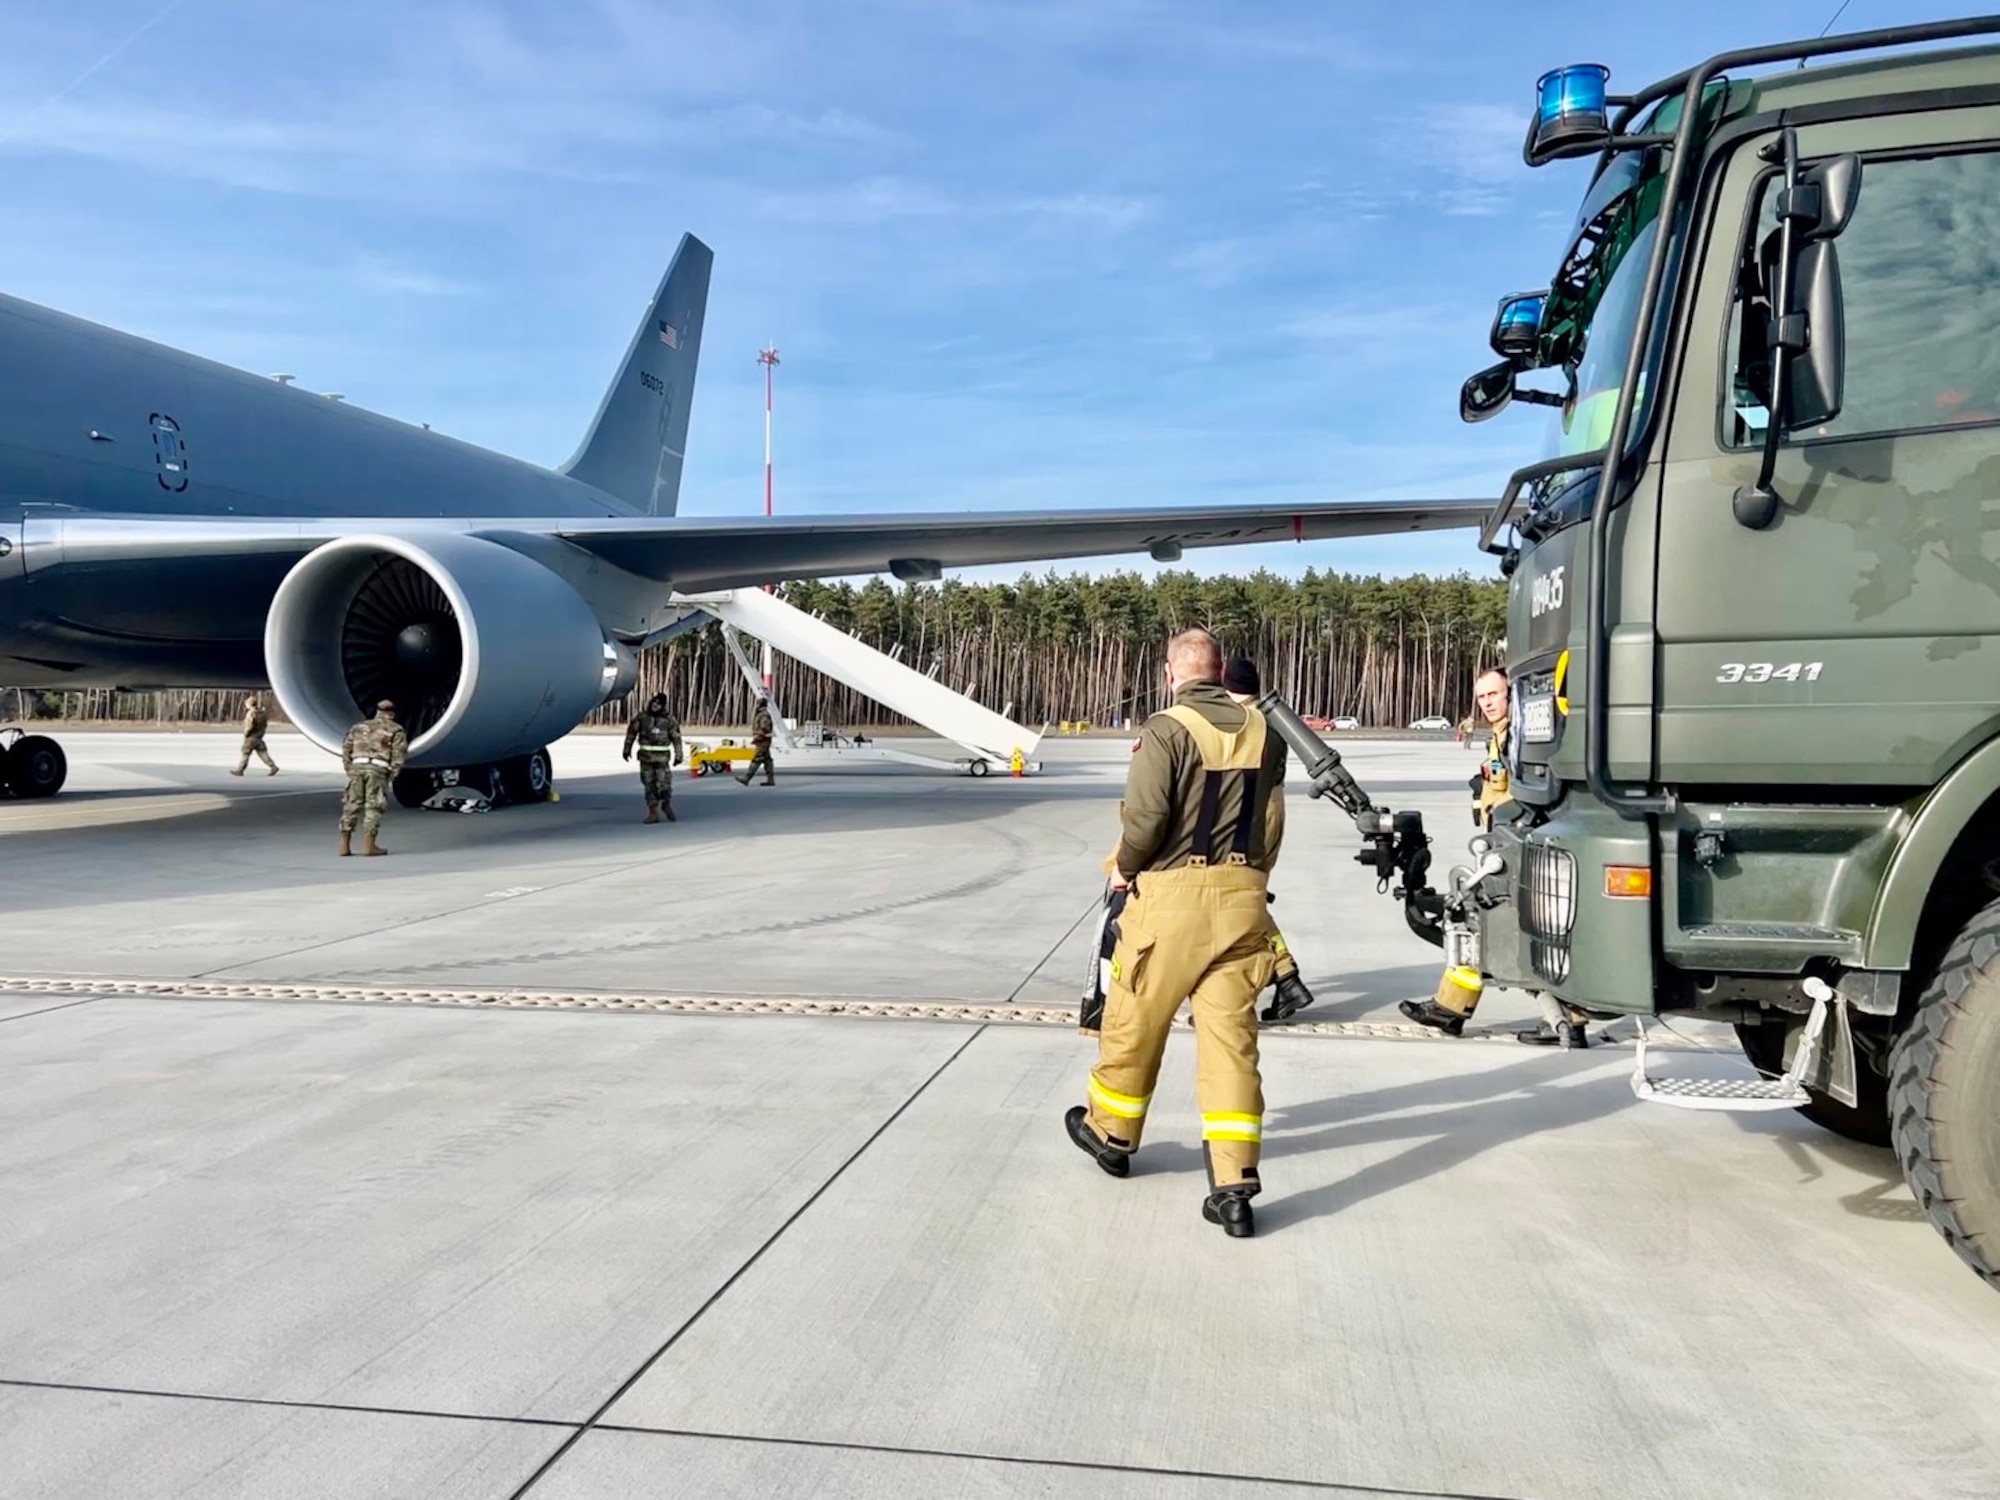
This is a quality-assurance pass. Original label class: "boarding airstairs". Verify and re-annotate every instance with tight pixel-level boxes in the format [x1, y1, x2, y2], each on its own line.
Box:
[660, 588, 1047, 776]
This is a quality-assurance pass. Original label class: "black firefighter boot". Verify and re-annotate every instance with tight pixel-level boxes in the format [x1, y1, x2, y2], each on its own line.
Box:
[1398, 998, 1467, 1036]
[1064, 1106, 1131, 1178]
[1261, 968, 1317, 1025]
[1202, 1187, 1256, 1238]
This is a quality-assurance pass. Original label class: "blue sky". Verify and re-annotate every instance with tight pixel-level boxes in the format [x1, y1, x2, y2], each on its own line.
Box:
[1, 0, 1986, 580]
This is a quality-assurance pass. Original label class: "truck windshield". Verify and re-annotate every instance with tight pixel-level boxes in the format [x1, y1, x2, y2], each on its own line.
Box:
[1539, 171, 1667, 461]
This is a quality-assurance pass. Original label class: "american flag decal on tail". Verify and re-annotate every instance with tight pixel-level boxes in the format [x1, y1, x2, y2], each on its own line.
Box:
[658, 320, 679, 349]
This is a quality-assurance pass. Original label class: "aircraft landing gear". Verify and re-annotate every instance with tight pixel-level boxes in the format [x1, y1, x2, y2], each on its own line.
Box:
[392, 748, 554, 811]
[0, 728, 67, 798]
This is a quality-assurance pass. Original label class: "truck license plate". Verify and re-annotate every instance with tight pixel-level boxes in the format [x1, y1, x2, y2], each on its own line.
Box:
[1522, 696, 1556, 743]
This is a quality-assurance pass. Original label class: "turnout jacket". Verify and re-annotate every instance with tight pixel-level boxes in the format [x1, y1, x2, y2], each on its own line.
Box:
[1114, 681, 1287, 880]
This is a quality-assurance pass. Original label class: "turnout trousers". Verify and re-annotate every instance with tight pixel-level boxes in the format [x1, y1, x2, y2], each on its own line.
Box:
[1085, 863, 1278, 1193]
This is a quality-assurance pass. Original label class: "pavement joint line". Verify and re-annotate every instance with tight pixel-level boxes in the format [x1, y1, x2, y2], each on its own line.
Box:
[507, 1022, 997, 1499]
[0, 995, 105, 1026]
[0, 976, 1690, 1045]
[1001, 894, 1102, 1005]
[0, 1376, 573, 1430]
[586, 1423, 1527, 1500]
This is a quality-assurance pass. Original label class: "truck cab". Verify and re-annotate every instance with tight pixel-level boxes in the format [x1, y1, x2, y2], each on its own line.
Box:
[1463, 21, 2000, 1288]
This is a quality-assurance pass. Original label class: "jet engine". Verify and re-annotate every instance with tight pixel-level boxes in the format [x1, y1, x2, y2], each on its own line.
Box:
[265, 533, 612, 769]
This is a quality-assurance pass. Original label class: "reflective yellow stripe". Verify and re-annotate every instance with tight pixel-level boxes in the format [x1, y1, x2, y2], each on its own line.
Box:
[1448, 967, 1484, 991]
[1088, 1077, 1150, 1119]
[1202, 1111, 1263, 1142]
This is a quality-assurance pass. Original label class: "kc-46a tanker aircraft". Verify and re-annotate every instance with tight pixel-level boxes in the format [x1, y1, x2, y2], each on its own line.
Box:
[0, 233, 1487, 802]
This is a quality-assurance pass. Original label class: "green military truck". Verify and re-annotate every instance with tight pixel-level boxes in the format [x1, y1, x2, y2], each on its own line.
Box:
[1455, 17, 2000, 1287]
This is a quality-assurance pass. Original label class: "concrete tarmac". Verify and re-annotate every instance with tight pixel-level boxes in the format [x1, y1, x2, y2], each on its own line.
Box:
[4, 730, 1999, 1499]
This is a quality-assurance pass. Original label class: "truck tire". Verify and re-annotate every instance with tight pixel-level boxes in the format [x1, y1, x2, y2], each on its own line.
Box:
[1890, 896, 2000, 1286]
[1735, 1015, 1890, 1147]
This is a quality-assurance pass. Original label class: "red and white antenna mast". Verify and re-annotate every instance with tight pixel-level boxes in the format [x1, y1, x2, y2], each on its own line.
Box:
[756, 345, 780, 694]
[758, 345, 780, 518]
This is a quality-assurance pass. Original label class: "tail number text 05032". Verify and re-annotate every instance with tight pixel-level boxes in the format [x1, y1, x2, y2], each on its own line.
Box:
[1716, 662, 1824, 684]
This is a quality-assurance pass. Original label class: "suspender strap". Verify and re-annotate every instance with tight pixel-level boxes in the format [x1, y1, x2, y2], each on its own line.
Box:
[1229, 769, 1260, 864]
[1190, 771, 1223, 865]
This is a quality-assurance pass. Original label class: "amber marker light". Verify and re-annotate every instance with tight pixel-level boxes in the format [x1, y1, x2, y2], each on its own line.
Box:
[1604, 866, 1653, 899]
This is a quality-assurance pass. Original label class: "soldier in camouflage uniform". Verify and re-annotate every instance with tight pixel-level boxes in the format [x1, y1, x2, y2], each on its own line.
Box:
[622, 692, 684, 823]
[232, 690, 278, 777]
[339, 698, 408, 857]
[736, 695, 776, 786]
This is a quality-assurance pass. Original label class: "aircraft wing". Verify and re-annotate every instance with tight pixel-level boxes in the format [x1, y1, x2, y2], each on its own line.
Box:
[547, 497, 1493, 588]
[20, 497, 1493, 590]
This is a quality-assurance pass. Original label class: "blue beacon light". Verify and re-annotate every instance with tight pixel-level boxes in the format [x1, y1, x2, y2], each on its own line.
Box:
[1491, 293, 1546, 364]
[1533, 64, 1611, 157]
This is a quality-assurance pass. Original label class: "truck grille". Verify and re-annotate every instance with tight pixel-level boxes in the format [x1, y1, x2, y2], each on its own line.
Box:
[1518, 842, 1577, 986]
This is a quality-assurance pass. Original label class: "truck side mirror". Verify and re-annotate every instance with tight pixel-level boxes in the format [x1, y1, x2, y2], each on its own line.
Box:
[1734, 138, 1862, 529]
[1783, 239, 1845, 430]
[1460, 361, 1516, 423]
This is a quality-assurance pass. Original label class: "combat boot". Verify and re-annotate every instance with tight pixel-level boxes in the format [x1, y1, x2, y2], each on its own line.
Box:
[267, 764, 279, 776]
[1261, 969, 1317, 1024]
[1202, 1187, 1256, 1238]
[663, 803, 677, 822]
[644, 802, 660, 825]
[338, 830, 351, 857]
[231, 764, 246, 777]
[363, 832, 387, 857]
[1398, 998, 1467, 1036]
[1064, 1105, 1131, 1178]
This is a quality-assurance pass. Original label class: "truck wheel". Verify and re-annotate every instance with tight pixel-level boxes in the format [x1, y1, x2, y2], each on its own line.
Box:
[1735, 1015, 1890, 1147]
[1890, 896, 2000, 1286]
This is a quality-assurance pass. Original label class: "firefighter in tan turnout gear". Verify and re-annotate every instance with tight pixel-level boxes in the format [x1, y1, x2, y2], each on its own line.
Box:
[1220, 655, 1317, 1025]
[1399, 666, 1592, 1048]
[622, 692, 684, 823]
[339, 699, 407, 857]
[1066, 628, 1287, 1239]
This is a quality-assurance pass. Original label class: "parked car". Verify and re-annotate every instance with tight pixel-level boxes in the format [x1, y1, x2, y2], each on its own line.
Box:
[1331, 716, 1361, 731]
[1408, 715, 1452, 731]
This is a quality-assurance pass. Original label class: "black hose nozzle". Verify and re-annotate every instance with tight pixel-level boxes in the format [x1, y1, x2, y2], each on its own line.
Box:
[1254, 691, 1376, 818]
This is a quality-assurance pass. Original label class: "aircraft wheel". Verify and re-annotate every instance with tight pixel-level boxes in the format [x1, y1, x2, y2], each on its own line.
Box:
[499, 749, 553, 804]
[970, 759, 990, 778]
[4, 734, 66, 798]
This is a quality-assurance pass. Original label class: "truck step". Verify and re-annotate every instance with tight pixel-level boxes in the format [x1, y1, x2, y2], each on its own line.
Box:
[1630, 995, 1827, 1113]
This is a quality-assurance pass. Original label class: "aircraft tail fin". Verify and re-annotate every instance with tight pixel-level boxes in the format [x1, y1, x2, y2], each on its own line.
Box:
[559, 233, 712, 515]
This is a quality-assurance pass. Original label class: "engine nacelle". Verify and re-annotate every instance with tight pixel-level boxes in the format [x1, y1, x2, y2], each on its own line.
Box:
[266, 533, 610, 768]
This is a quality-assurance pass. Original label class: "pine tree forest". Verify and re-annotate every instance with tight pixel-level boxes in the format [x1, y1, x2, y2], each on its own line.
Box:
[11, 570, 1508, 732]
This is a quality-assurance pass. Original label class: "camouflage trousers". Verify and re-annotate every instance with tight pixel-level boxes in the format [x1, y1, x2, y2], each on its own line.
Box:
[340, 768, 390, 837]
[744, 741, 775, 782]
[637, 757, 675, 806]
[236, 733, 276, 772]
